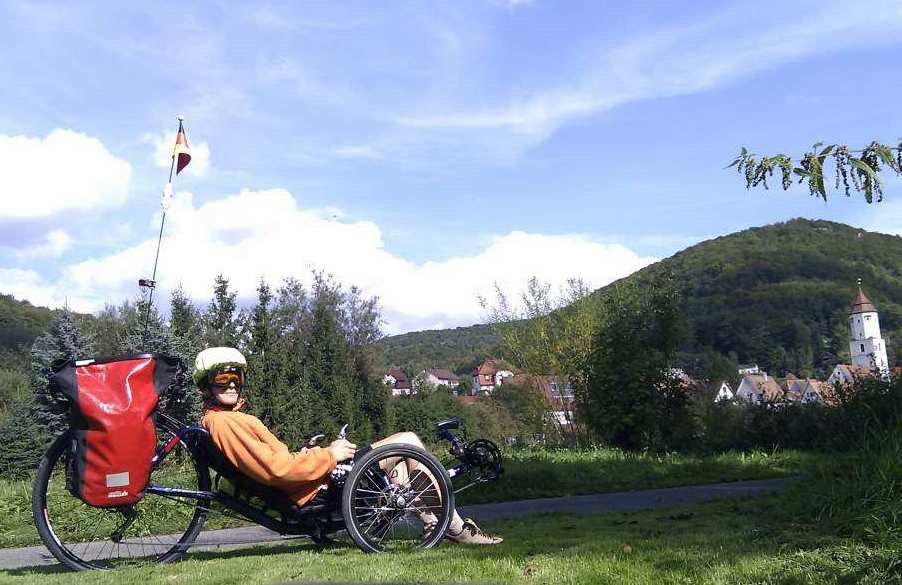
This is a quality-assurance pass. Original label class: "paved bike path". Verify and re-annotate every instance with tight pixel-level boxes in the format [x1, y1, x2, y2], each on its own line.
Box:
[0, 478, 788, 571]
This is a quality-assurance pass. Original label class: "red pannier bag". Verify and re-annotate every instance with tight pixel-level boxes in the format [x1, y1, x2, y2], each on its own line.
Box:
[51, 354, 178, 507]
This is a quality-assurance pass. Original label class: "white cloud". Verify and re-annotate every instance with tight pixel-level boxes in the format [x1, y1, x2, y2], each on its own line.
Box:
[35, 188, 654, 333]
[15, 229, 72, 258]
[0, 268, 80, 308]
[145, 130, 211, 177]
[0, 129, 130, 220]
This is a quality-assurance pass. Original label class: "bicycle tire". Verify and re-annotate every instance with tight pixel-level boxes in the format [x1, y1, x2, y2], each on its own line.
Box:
[341, 444, 454, 553]
[32, 417, 210, 570]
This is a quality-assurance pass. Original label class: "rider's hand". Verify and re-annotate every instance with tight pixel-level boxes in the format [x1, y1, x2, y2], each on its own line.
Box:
[327, 439, 357, 462]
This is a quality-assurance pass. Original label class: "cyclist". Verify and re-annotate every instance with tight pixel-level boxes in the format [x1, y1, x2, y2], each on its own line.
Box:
[194, 346, 502, 545]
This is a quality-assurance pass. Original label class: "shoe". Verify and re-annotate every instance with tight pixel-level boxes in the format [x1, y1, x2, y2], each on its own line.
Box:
[420, 511, 438, 539]
[445, 518, 503, 545]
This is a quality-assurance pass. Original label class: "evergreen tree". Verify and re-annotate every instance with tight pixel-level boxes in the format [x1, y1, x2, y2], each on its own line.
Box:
[31, 308, 94, 437]
[264, 278, 320, 447]
[0, 395, 48, 479]
[170, 285, 201, 342]
[205, 274, 240, 347]
[88, 302, 131, 356]
[246, 279, 279, 426]
[166, 288, 203, 423]
[305, 278, 355, 434]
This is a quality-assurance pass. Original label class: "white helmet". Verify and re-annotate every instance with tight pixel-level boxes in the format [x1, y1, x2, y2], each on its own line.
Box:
[193, 347, 247, 389]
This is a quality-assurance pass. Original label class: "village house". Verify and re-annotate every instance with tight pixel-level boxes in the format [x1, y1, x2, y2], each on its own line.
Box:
[785, 378, 832, 404]
[423, 368, 460, 389]
[713, 380, 735, 402]
[826, 364, 871, 387]
[735, 372, 784, 404]
[383, 367, 414, 396]
[471, 359, 513, 395]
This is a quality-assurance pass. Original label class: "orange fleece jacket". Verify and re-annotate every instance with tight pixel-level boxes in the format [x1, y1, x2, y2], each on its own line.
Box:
[201, 401, 336, 507]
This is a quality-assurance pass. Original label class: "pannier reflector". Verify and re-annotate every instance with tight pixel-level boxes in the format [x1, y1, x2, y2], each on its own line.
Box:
[106, 472, 130, 488]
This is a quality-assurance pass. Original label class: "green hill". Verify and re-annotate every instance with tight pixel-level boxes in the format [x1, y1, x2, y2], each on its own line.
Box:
[378, 219, 902, 379]
[375, 324, 502, 375]
[0, 294, 56, 360]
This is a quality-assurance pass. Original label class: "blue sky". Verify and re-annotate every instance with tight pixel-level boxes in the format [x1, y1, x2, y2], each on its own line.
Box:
[2, 0, 902, 333]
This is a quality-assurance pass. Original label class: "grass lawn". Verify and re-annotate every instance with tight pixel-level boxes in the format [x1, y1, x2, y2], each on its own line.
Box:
[454, 447, 820, 505]
[2, 496, 898, 585]
[0, 448, 822, 548]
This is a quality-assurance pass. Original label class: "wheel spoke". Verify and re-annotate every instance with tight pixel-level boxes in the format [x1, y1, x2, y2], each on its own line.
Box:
[344, 447, 453, 553]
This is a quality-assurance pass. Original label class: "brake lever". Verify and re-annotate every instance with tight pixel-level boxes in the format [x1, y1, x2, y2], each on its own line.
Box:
[337, 424, 349, 441]
[306, 433, 325, 448]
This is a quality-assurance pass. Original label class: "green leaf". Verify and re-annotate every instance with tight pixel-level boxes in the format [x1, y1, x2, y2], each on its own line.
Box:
[819, 145, 835, 157]
[874, 144, 896, 168]
[850, 157, 880, 179]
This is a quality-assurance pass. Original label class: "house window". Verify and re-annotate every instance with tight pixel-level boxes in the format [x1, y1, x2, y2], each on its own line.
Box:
[861, 343, 865, 352]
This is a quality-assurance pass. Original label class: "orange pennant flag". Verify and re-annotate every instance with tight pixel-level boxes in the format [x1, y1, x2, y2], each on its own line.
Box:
[172, 119, 191, 175]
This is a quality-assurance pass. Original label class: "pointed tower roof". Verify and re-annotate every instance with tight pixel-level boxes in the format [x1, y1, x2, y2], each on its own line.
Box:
[849, 282, 877, 315]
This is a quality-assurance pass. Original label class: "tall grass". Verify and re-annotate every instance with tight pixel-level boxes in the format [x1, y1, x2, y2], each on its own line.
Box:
[806, 422, 902, 545]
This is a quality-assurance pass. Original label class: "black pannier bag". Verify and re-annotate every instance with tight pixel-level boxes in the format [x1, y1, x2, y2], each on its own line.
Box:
[51, 354, 178, 507]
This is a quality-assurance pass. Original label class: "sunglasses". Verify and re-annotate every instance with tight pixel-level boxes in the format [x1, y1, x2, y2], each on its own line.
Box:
[210, 371, 243, 388]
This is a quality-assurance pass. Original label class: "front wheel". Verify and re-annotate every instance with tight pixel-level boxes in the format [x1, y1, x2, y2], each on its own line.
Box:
[342, 444, 454, 553]
[32, 418, 210, 571]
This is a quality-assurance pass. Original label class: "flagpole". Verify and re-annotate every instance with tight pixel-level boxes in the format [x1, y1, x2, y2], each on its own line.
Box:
[141, 115, 184, 347]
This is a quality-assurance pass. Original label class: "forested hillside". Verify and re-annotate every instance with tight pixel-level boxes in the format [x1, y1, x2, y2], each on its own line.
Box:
[6, 219, 902, 381]
[0, 295, 55, 361]
[375, 324, 502, 375]
[379, 219, 902, 379]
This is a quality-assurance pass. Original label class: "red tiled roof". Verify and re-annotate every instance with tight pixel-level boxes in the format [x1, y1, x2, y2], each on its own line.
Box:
[474, 359, 498, 376]
[743, 374, 784, 402]
[429, 368, 459, 382]
[850, 287, 877, 315]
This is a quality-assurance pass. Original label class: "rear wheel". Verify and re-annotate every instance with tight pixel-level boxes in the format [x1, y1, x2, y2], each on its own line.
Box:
[32, 418, 210, 570]
[342, 444, 454, 553]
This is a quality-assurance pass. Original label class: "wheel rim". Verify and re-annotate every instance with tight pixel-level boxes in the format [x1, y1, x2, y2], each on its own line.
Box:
[39, 427, 207, 569]
[349, 452, 448, 552]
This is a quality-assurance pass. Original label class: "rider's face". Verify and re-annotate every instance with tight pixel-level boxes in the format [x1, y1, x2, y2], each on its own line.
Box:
[213, 382, 240, 406]
[210, 370, 242, 406]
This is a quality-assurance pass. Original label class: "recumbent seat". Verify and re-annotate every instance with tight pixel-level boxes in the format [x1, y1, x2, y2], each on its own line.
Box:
[191, 429, 314, 518]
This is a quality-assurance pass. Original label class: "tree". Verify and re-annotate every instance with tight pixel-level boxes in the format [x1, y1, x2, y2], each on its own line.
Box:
[88, 302, 132, 356]
[481, 277, 597, 445]
[305, 275, 356, 434]
[246, 279, 279, 426]
[0, 395, 48, 479]
[31, 308, 94, 437]
[165, 288, 203, 423]
[170, 285, 201, 343]
[585, 274, 691, 451]
[727, 141, 902, 203]
[491, 381, 546, 444]
[204, 274, 240, 347]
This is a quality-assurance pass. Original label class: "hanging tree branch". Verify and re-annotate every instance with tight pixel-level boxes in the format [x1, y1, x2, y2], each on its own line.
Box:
[726, 140, 902, 203]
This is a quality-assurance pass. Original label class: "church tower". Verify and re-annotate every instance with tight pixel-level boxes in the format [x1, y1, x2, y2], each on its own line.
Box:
[848, 281, 889, 374]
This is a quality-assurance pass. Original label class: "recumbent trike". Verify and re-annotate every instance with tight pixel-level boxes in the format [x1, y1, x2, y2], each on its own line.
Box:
[32, 354, 502, 570]
[31, 359, 502, 571]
